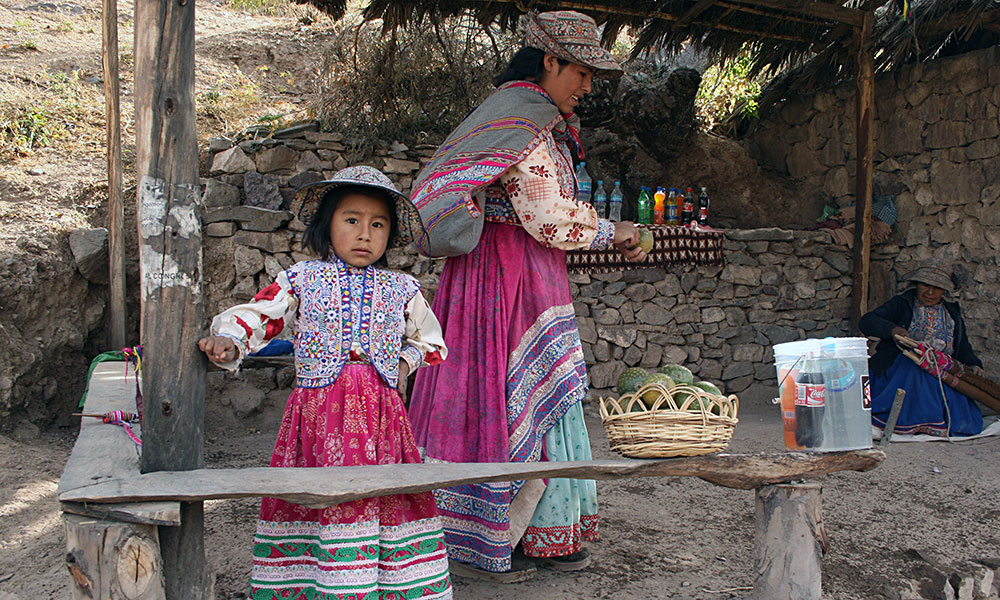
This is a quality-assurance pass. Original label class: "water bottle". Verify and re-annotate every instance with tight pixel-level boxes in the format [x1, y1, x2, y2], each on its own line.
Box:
[592, 180, 607, 219]
[608, 181, 623, 222]
[653, 187, 666, 225]
[637, 187, 653, 225]
[575, 162, 592, 206]
[667, 188, 679, 225]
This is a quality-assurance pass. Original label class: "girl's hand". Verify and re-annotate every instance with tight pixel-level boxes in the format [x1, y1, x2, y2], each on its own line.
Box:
[397, 360, 410, 403]
[613, 221, 647, 262]
[199, 336, 237, 364]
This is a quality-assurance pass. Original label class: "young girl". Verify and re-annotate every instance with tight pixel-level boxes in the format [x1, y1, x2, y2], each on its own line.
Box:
[199, 165, 452, 599]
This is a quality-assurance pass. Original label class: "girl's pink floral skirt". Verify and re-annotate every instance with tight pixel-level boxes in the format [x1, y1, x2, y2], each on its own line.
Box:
[250, 364, 452, 599]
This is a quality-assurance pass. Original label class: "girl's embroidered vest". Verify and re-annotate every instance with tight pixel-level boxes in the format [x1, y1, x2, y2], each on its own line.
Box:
[287, 259, 420, 389]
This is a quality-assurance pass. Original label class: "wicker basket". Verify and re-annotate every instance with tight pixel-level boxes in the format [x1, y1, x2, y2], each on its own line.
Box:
[599, 383, 739, 458]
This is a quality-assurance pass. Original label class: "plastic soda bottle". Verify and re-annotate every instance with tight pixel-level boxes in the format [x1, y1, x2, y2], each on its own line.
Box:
[794, 358, 826, 449]
[637, 187, 653, 225]
[575, 162, 592, 205]
[667, 188, 679, 225]
[653, 187, 666, 225]
[681, 187, 695, 227]
[698, 186, 710, 226]
[674, 187, 684, 225]
[778, 366, 801, 450]
[608, 181, 623, 222]
[593, 180, 607, 219]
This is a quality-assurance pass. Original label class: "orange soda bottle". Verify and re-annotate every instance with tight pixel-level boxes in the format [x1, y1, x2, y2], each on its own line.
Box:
[779, 367, 802, 450]
[653, 187, 666, 225]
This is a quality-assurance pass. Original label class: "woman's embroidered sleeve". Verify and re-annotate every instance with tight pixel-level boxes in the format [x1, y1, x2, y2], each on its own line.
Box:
[501, 142, 616, 250]
[400, 292, 448, 371]
[209, 270, 298, 370]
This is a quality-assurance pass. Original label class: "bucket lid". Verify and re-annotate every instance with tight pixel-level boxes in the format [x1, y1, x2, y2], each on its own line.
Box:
[773, 337, 870, 362]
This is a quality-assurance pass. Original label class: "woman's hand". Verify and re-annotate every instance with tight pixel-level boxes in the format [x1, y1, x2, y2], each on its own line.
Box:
[397, 360, 410, 403]
[612, 221, 647, 262]
[199, 335, 236, 364]
[890, 327, 909, 341]
[971, 365, 985, 377]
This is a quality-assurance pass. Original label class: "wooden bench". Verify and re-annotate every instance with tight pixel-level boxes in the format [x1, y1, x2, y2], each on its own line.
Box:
[59, 362, 884, 599]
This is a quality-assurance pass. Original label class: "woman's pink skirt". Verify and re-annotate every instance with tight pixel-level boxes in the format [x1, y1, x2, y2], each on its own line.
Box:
[250, 364, 452, 599]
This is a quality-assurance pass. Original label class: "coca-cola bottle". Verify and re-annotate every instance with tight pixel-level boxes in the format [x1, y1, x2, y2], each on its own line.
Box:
[794, 358, 826, 448]
[697, 187, 710, 226]
[681, 187, 695, 226]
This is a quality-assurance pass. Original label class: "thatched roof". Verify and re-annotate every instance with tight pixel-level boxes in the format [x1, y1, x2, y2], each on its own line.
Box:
[297, 0, 998, 116]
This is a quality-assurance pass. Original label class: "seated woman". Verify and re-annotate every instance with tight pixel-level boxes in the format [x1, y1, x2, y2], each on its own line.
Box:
[860, 258, 985, 437]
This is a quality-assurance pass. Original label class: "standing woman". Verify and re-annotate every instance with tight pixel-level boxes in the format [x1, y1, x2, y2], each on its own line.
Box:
[407, 11, 646, 580]
[860, 258, 985, 437]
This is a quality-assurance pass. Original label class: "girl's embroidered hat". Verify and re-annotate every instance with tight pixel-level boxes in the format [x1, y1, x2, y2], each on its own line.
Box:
[519, 10, 623, 79]
[291, 165, 422, 248]
[904, 257, 956, 292]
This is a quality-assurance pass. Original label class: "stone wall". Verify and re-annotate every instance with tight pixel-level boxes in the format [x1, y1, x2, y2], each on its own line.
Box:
[743, 45, 1000, 376]
[201, 127, 890, 407]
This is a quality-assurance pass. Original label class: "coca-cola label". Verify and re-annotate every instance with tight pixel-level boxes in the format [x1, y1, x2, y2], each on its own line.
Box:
[861, 375, 871, 410]
[795, 383, 825, 407]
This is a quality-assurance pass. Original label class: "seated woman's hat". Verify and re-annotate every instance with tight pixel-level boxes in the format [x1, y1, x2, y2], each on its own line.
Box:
[519, 10, 623, 79]
[904, 258, 956, 292]
[291, 165, 423, 247]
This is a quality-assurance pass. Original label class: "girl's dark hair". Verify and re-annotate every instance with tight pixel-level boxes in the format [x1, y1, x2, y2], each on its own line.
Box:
[493, 47, 570, 87]
[302, 185, 398, 267]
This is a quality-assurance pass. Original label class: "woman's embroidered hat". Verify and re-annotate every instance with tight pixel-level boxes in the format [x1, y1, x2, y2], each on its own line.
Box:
[291, 165, 423, 248]
[904, 258, 956, 292]
[519, 10, 623, 79]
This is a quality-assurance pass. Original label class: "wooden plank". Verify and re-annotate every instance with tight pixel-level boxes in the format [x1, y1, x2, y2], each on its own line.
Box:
[64, 513, 166, 600]
[59, 449, 885, 507]
[58, 362, 182, 522]
[879, 388, 906, 445]
[133, 0, 210, 594]
[58, 362, 146, 495]
[752, 483, 825, 600]
[850, 9, 875, 331]
[103, 0, 126, 350]
[62, 501, 181, 526]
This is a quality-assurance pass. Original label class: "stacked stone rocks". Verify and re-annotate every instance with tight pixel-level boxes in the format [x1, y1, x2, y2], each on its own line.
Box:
[744, 44, 1000, 376]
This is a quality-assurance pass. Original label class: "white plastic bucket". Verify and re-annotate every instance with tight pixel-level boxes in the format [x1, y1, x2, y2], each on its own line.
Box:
[773, 337, 872, 452]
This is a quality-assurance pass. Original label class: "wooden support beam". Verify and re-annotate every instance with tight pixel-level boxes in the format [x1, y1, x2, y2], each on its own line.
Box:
[102, 0, 126, 350]
[851, 10, 875, 331]
[752, 483, 826, 600]
[133, 0, 210, 594]
[62, 501, 182, 526]
[725, 0, 864, 27]
[59, 449, 885, 506]
[64, 513, 166, 600]
[677, 0, 717, 27]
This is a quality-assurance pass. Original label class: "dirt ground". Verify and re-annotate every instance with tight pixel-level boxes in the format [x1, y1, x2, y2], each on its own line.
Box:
[1, 386, 998, 600]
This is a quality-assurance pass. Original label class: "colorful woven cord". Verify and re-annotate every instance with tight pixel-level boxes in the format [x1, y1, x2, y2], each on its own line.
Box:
[102, 410, 142, 446]
[915, 342, 956, 378]
[121, 345, 143, 425]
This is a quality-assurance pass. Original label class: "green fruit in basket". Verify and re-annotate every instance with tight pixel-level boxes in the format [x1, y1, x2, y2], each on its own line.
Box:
[639, 373, 675, 408]
[617, 367, 650, 396]
[693, 381, 725, 415]
[658, 364, 694, 386]
[692, 380, 723, 396]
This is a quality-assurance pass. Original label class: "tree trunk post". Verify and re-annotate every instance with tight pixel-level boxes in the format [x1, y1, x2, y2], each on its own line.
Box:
[64, 513, 166, 600]
[103, 0, 126, 350]
[133, 0, 211, 596]
[850, 8, 875, 331]
[753, 482, 827, 600]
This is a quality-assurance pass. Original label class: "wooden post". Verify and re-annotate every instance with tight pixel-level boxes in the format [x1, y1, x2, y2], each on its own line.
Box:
[103, 0, 126, 350]
[850, 8, 875, 331]
[64, 513, 166, 600]
[133, 0, 210, 596]
[753, 482, 827, 600]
